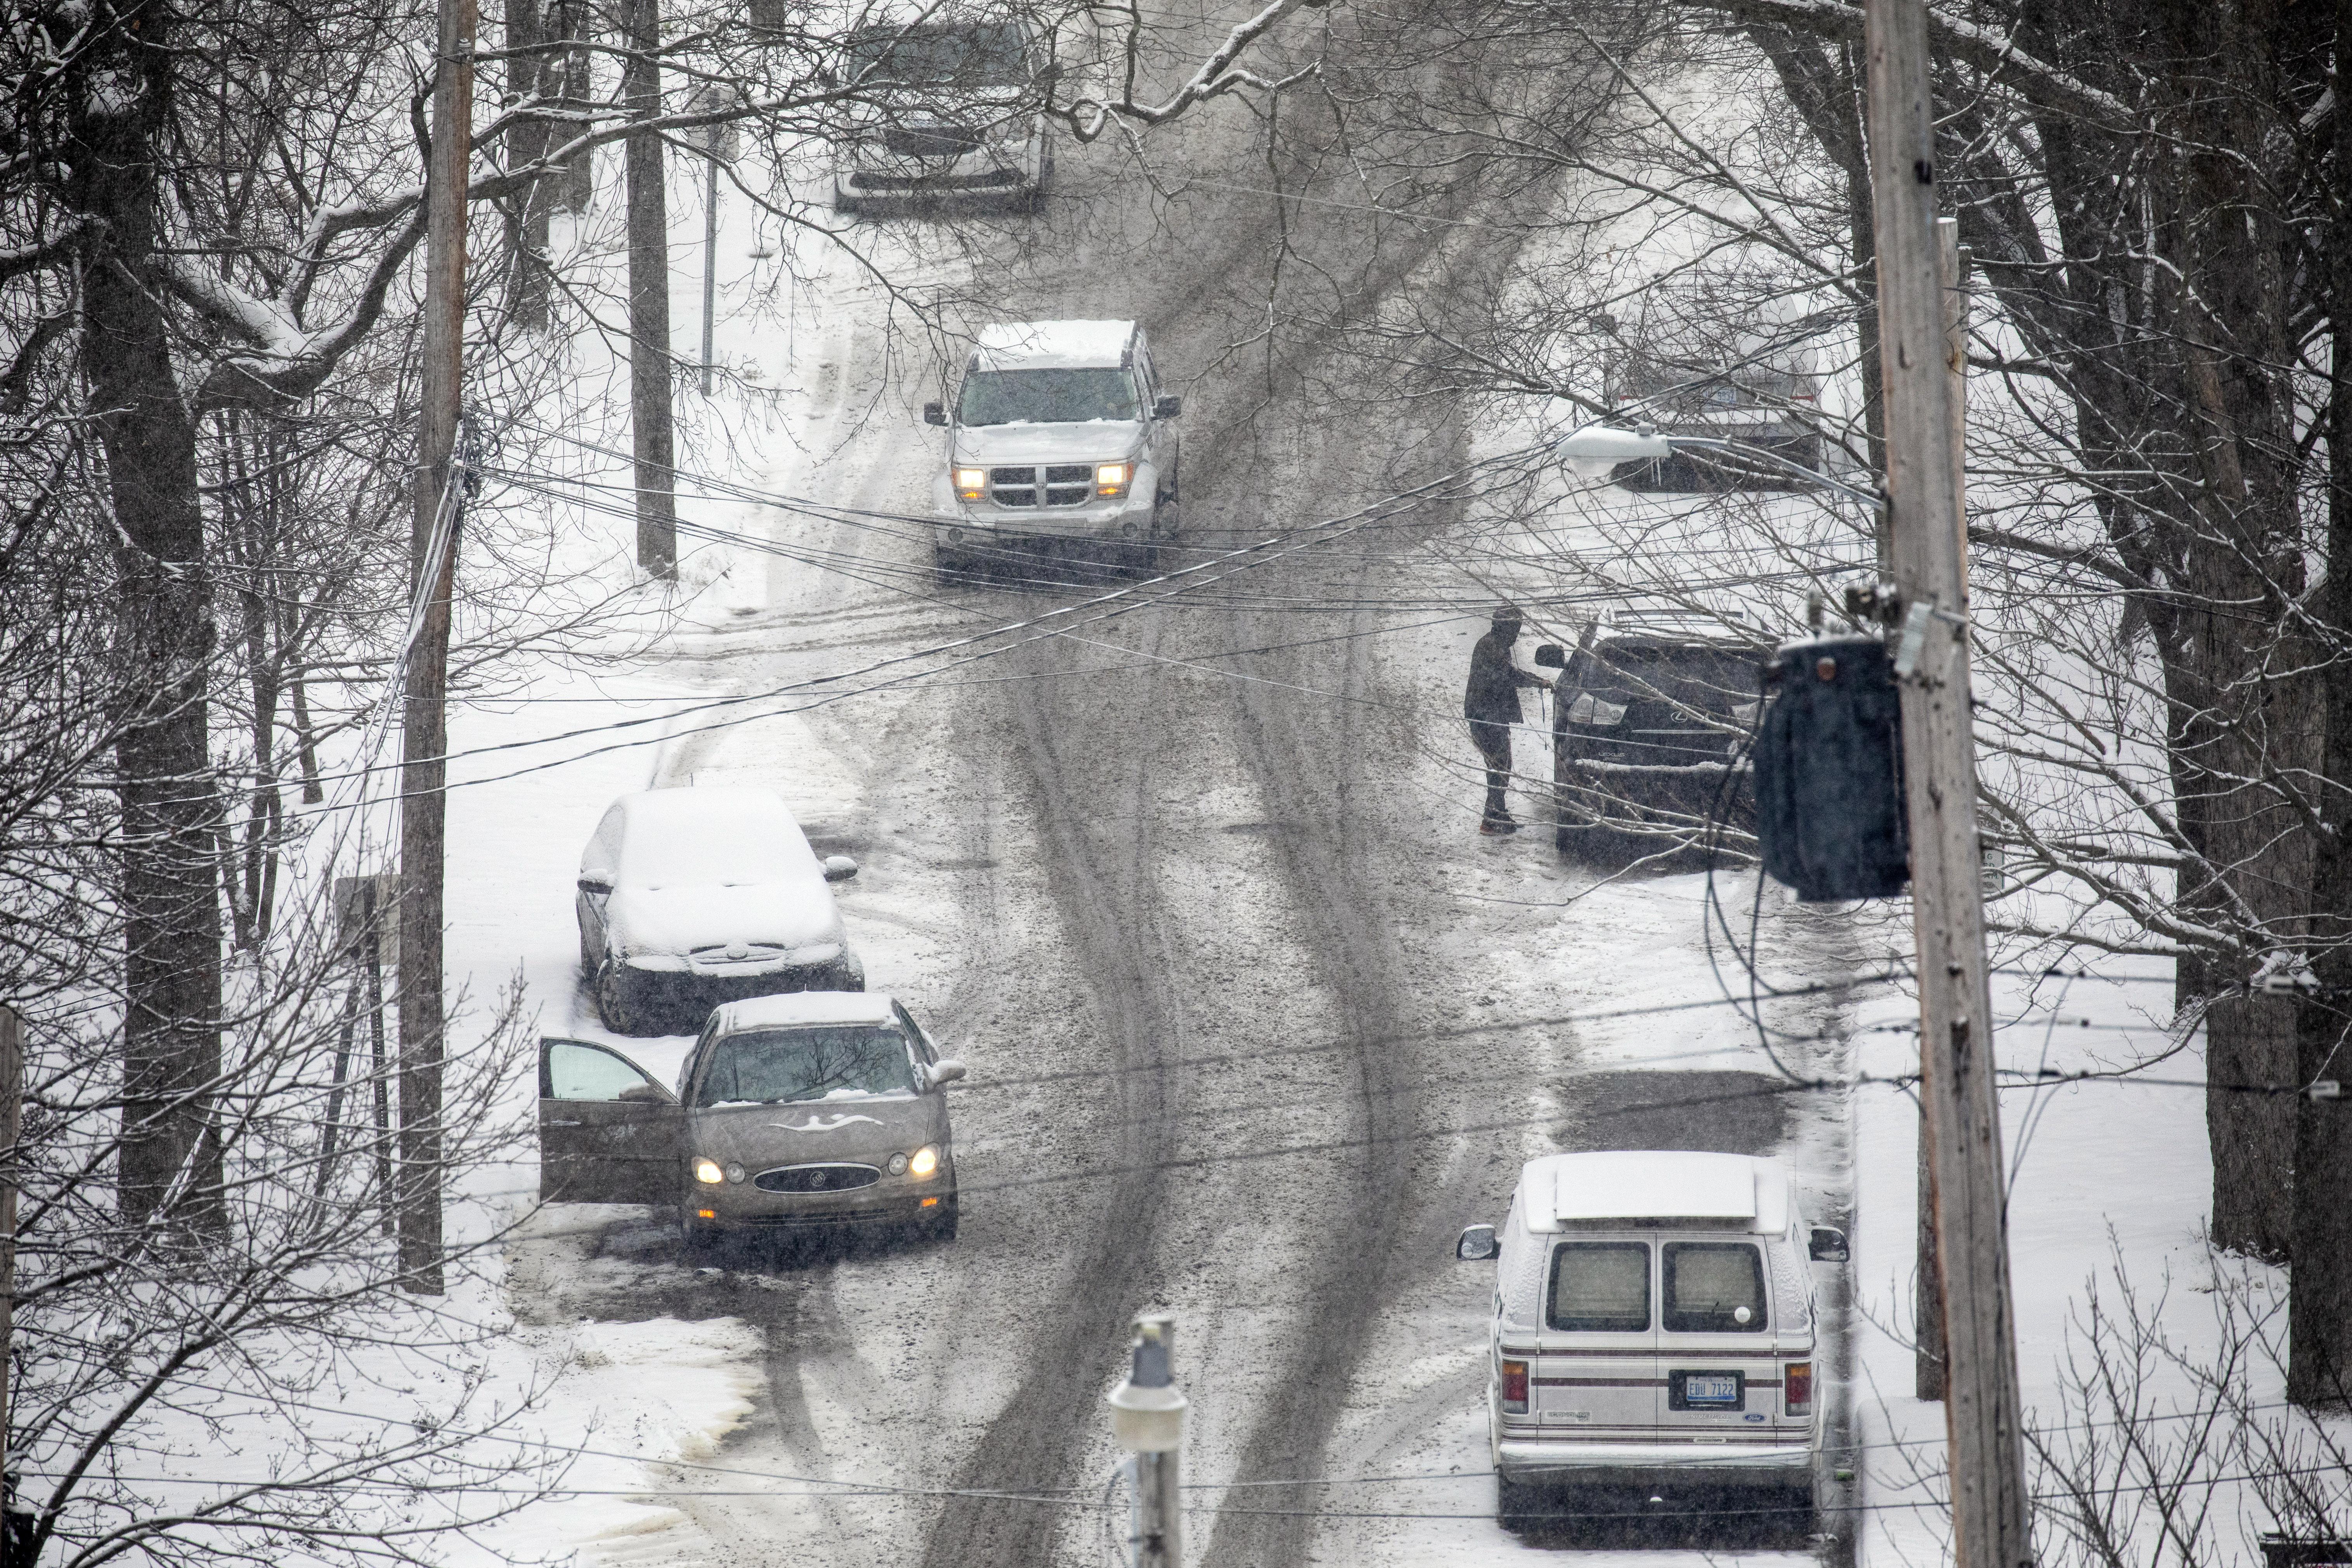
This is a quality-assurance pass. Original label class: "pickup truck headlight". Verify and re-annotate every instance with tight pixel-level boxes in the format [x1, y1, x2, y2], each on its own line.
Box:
[1094, 461, 1134, 499]
[953, 467, 986, 502]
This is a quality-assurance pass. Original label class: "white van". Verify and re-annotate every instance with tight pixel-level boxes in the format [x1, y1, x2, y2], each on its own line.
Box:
[1454, 1151, 1846, 1522]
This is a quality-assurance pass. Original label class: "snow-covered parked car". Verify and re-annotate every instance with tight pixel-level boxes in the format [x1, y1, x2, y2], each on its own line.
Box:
[575, 787, 863, 1035]
[924, 319, 1181, 578]
[1454, 1151, 1846, 1526]
[536, 992, 964, 1244]
[829, 6, 1053, 215]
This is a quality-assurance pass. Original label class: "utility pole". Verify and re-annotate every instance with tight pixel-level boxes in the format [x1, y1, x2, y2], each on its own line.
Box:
[0, 1006, 21, 1566]
[398, 0, 475, 1299]
[700, 122, 719, 397]
[1106, 1313, 1185, 1568]
[624, 0, 677, 578]
[1862, 2, 2030, 1564]
[1915, 219, 1968, 1404]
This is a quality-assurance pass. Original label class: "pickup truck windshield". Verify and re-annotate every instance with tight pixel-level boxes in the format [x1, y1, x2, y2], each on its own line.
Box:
[848, 24, 1027, 87]
[959, 369, 1137, 426]
[698, 1026, 916, 1105]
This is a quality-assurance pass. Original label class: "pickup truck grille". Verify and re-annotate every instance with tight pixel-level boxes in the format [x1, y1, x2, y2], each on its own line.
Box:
[988, 464, 1094, 508]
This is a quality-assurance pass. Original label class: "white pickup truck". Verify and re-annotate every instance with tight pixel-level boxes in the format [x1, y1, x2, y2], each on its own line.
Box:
[925, 319, 1182, 578]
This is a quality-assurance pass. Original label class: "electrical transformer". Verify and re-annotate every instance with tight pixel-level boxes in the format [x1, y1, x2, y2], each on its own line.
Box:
[1753, 636, 1908, 901]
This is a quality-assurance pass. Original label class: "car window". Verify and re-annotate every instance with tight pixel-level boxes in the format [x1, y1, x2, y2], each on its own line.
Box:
[891, 1002, 939, 1063]
[1663, 1242, 1767, 1332]
[1547, 1242, 1650, 1332]
[614, 815, 811, 889]
[546, 1041, 660, 1102]
[958, 369, 1139, 426]
[696, 1026, 918, 1106]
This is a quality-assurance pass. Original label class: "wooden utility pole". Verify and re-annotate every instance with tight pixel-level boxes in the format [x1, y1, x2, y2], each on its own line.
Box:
[1915, 220, 1967, 1404]
[1, 1007, 17, 1445]
[624, 0, 678, 578]
[1862, 1, 2031, 1563]
[397, 0, 475, 1298]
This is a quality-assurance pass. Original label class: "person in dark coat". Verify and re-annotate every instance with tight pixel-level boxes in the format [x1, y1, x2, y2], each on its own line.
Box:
[1464, 604, 1554, 833]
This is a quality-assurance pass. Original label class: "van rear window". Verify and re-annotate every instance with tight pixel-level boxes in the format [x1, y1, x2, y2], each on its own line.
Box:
[1547, 1242, 1650, 1333]
[1663, 1242, 1766, 1332]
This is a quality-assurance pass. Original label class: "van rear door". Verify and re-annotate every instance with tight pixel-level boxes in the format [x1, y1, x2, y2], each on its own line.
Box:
[1656, 1238, 1783, 1439]
[1533, 1239, 1660, 1440]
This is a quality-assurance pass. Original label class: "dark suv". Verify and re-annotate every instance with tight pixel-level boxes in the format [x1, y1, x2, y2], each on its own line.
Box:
[1534, 619, 1765, 865]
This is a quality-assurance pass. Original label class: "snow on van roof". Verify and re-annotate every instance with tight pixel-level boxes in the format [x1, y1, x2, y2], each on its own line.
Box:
[973, 320, 1135, 371]
[1522, 1151, 1793, 1234]
[710, 991, 899, 1032]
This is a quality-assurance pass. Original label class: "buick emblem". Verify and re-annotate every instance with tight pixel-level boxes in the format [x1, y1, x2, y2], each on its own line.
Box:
[811, 1171, 830, 1189]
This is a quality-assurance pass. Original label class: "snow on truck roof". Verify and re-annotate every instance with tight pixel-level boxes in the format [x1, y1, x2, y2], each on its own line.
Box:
[1520, 1151, 1794, 1234]
[972, 320, 1136, 371]
[710, 991, 900, 1033]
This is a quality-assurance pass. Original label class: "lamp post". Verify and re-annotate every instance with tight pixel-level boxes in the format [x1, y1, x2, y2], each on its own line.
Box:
[1106, 1313, 1184, 1568]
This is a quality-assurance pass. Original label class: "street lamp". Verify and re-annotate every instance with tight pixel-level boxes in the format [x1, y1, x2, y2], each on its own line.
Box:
[1106, 1313, 1184, 1567]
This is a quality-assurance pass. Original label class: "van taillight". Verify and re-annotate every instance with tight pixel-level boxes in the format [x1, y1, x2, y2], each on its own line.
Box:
[1501, 1359, 1529, 1414]
[1784, 1361, 1813, 1416]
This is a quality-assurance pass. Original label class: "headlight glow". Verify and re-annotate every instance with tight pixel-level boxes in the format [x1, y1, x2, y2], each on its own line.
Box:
[908, 1145, 940, 1179]
[693, 1157, 725, 1186]
[1095, 461, 1134, 497]
[954, 466, 987, 501]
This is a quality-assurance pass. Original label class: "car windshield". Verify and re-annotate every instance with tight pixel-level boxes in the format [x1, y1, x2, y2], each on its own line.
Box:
[848, 23, 1028, 87]
[697, 1026, 917, 1105]
[614, 814, 808, 889]
[958, 369, 1137, 426]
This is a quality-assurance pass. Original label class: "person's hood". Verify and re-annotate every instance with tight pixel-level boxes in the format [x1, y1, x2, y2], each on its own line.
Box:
[952, 421, 1144, 466]
[607, 882, 844, 960]
[689, 1093, 948, 1168]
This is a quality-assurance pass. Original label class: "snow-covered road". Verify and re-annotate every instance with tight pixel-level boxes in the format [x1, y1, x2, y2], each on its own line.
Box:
[469, 15, 1866, 1566]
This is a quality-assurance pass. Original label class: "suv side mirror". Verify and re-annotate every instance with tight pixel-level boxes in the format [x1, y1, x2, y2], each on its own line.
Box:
[1455, 1223, 1499, 1261]
[1808, 1226, 1849, 1263]
[1532, 643, 1565, 669]
[1153, 394, 1182, 419]
[924, 401, 947, 426]
[822, 855, 859, 883]
[927, 1057, 967, 1088]
[577, 876, 612, 896]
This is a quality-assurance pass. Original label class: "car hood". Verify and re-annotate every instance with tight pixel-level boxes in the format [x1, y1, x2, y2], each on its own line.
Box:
[607, 882, 844, 959]
[953, 421, 1144, 466]
[690, 1093, 948, 1168]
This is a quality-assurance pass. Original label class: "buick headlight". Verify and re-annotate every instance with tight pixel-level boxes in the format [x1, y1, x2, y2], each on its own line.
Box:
[1094, 461, 1134, 499]
[887, 1152, 910, 1175]
[693, 1157, 726, 1186]
[908, 1145, 941, 1179]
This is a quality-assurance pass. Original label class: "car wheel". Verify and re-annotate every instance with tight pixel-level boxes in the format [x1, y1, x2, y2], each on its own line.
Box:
[679, 1209, 719, 1254]
[926, 1196, 959, 1242]
[595, 960, 645, 1034]
[933, 545, 968, 584]
[1496, 1473, 1547, 1526]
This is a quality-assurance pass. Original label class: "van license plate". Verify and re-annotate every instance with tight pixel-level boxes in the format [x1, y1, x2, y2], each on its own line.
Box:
[1678, 1372, 1741, 1407]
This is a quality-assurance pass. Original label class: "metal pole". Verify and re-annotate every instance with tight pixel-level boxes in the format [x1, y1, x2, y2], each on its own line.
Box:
[397, 0, 474, 1298]
[0, 1006, 19, 1567]
[1861, 2, 2031, 1564]
[1107, 1313, 1184, 1568]
[700, 140, 718, 397]
[623, 0, 677, 577]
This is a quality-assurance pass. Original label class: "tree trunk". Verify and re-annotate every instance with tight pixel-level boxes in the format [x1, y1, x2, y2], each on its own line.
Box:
[2287, 0, 2352, 1406]
[501, 0, 552, 329]
[70, 0, 227, 1231]
[624, 0, 677, 579]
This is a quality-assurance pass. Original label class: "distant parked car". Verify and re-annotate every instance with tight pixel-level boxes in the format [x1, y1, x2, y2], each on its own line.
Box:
[1534, 615, 1763, 866]
[536, 991, 964, 1245]
[1598, 284, 1830, 491]
[576, 787, 863, 1035]
[829, 7, 1053, 215]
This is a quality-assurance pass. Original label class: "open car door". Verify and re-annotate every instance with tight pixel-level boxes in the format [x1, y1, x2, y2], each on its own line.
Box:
[538, 1036, 682, 1204]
